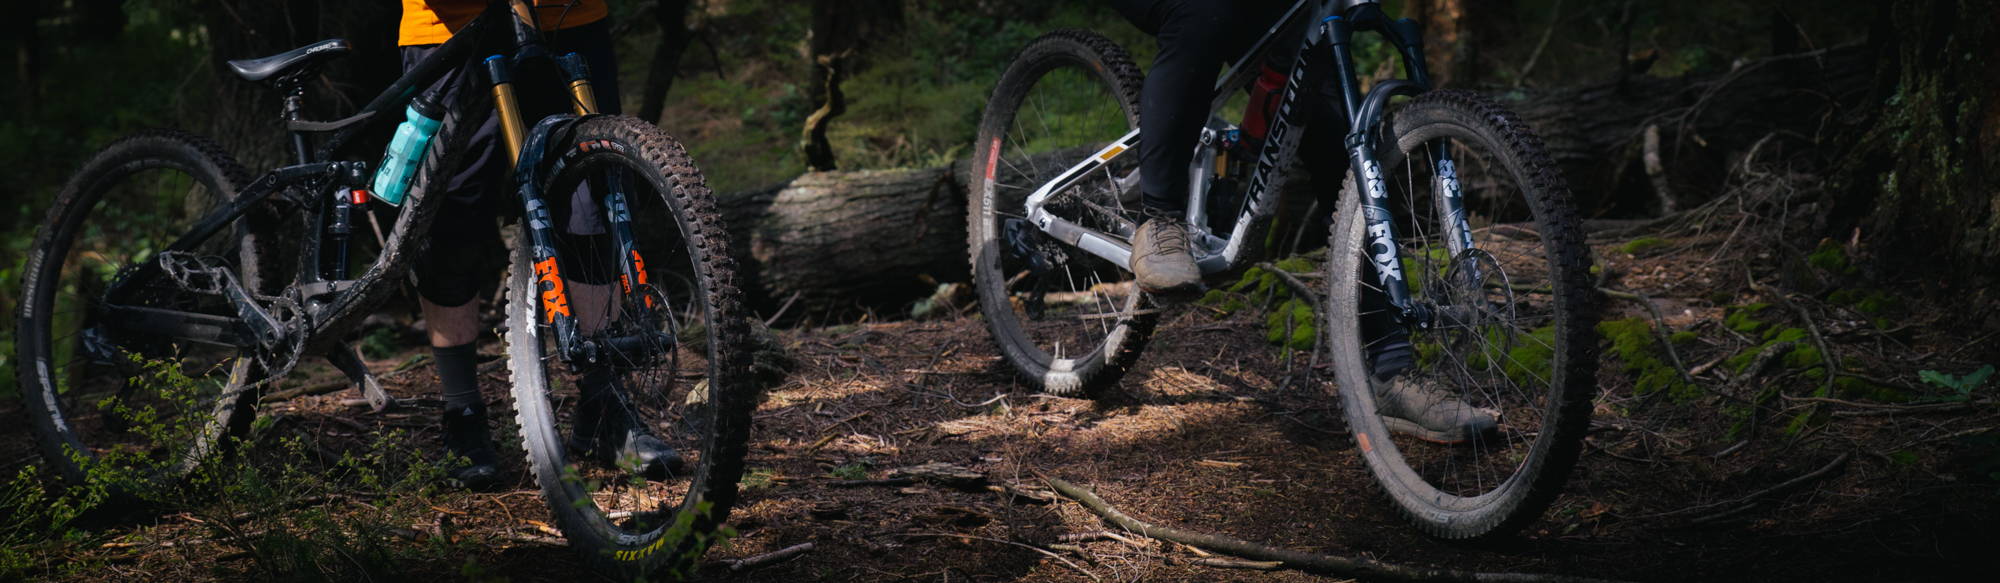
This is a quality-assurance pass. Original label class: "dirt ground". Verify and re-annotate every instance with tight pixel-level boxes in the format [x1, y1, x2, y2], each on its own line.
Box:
[5, 230, 1997, 583]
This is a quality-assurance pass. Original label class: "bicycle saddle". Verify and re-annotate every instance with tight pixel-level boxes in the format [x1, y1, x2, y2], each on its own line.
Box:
[227, 39, 351, 82]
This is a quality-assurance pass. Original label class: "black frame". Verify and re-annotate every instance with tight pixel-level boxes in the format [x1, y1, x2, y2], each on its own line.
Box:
[1020, 0, 1464, 329]
[95, 0, 658, 378]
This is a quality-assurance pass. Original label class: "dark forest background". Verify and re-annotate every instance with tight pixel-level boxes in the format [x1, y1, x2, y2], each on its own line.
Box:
[1, 2, 1996, 580]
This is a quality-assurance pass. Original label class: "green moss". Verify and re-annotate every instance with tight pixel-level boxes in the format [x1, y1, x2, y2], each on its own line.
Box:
[1764, 326, 1807, 343]
[1807, 239, 1858, 275]
[1828, 288, 1900, 315]
[1792, 343, 1824, 367]
[1853, 292, 1900, 315]
[1263, 298, 1316, 350]
[1271, 256, 1315, 274]
[1227, 266, 1267, 294]
[1669, 330, 1699, 345]
[1599, 318, 1697, 399]
[1619, 237, 1670, 255]
[1725, 303, 1771, 333]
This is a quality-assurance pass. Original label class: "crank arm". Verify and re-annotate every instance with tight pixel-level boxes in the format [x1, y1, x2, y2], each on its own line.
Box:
[325, 347, 396, 412]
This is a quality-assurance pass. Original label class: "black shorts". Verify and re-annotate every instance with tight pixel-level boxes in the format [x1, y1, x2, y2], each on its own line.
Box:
[403, 19, 623, 306]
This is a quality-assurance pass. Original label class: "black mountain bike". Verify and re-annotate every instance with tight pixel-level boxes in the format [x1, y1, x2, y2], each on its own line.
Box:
[970, 0, 1601, 538]
[15, 1, 752, 575]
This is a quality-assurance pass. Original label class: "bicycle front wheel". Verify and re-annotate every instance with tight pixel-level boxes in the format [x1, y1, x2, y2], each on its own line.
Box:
[1325, 90, 1600, 539]
[968, 30, 1155, 397]
[14, 130, 281, 498]
[503, 115, 753, 578]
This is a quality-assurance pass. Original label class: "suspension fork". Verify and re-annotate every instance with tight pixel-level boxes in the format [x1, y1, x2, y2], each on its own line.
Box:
[553, 52, 659, 324]
[1327, 9, 1437, 328]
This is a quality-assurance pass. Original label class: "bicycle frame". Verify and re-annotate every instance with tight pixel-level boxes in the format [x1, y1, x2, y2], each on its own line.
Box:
[1015, 0, 1469, 327]
[97, 0, 654, 377]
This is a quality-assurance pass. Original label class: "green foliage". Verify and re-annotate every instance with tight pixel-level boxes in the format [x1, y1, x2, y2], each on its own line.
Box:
[1917, 364, 1995, 402]
[1807, 240, 1857, 275]
[1618, 237, 1670, 256]
[0, 465, 113, 579]
[829, 462, 870, 481]
[3, 354, 482, 580]
[741, 468, 780, 491]
[359, 327, 400, 361]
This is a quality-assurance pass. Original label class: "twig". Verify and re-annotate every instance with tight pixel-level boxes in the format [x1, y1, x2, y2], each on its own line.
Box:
[828, 477, 917, 488]
[1255, 262, 1321, 305]
[893, 532, 1098, 581]
[1046, 477, 1630, 583]
[1056, 531, 1147, 549]
[1753, 278, 1840, 404]
[1598, 287, 1719, 402]
[724, 542, 815, 572]
[1198, 558, 1285, 571]
[1514, 0, 1565, 86]
[1644, 453, 1851, 522]
[1641, 125, 1677, 213]
[765, 290, 804, 327]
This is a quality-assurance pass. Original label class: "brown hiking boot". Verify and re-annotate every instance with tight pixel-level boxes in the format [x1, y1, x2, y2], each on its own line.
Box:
[1131, 208, 1202, 296]
[1372, 374, 1499, 444]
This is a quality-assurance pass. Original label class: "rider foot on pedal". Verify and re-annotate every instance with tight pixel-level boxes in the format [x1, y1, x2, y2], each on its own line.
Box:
[567, 369, 684, 480]
[1371, 373, 1498, 445]
[1132, 206, 1203, 296]
[443, 404, 502, 491]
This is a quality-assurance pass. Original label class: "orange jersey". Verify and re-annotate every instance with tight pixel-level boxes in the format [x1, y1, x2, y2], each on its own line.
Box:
[399, 0, 608, 46]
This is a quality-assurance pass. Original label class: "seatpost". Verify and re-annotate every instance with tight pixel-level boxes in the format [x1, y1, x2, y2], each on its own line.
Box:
[283, 85, 311, 165]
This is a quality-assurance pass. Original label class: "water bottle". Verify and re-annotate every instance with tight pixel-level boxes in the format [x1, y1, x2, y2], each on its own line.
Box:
[1239, 64, 1288, 152]
[370, 95, 444, 206]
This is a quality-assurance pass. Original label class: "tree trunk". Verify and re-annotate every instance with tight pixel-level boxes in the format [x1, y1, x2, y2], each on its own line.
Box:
[636, 0, 692, 125]
[1829, 0, 2000, 285]
[801, 0, 902, 171]
[1400, 0, 1515, 87]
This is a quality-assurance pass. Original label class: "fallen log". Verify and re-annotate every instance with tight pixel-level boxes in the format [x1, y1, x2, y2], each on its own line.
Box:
[709, 49, 1868, 318]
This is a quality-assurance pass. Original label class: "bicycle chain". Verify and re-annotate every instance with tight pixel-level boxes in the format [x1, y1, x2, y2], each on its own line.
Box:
[154, 251, 309, 389]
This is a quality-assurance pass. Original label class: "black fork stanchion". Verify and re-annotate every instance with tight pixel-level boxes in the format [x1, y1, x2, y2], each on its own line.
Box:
[1328, 13, 1428, 328]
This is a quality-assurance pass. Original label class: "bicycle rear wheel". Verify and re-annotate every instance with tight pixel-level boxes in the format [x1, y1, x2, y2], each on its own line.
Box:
[1324, 91, 1600, 539]
[503, 115, 752, 578]
[968, 30, 1155, 397]
[14, 130, 279, 497]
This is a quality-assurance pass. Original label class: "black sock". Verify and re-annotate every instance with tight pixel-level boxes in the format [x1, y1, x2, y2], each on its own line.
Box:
[433, 342, 483, 414]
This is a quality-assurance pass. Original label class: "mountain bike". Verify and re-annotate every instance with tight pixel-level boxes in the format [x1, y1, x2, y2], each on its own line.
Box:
[14, 1, 753, 575]
[968, 0, 1601, 539]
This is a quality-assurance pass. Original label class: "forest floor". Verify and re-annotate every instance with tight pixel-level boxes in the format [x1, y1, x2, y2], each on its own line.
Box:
[4, 222, 1997, 583]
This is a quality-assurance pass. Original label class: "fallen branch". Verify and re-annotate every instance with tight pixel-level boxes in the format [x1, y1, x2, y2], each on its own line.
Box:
[1643, 452, 1851, 523]
[1198, 558, 1284, 571]
[724, 542, 815, 572]
[1255, 261, 1321, 306]
[1598, 287, 1724, 402]
[892, 532, 1097, 581]
[1046, 477, 1629, 583]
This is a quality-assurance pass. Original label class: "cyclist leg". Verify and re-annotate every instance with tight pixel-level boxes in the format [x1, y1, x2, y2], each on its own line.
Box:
[543, 20, 683, 477]
[1113, 0, 1285, 294]
[404, 44, 510, 489]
